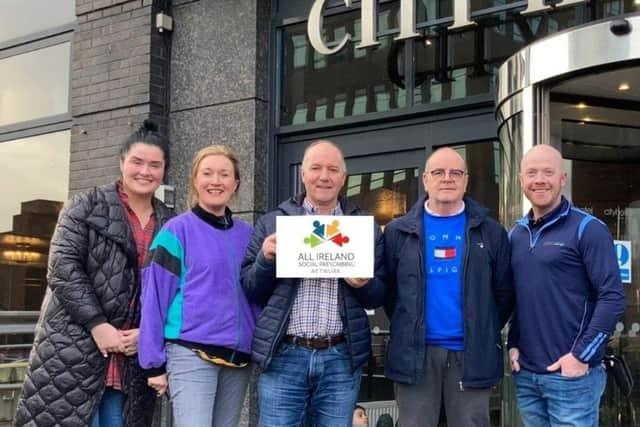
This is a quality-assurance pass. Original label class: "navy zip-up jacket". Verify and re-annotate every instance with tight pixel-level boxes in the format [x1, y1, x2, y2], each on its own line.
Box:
[383, 196, 514, 388]
[508, 198, 625, 373]
[240, 193, 386, 372]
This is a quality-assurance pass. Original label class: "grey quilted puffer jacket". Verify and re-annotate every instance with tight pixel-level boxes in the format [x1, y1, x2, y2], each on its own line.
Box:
[14, 182, 173, 427]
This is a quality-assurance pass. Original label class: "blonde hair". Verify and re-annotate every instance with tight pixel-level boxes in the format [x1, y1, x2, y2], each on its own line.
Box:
[187, 145, 240, 209]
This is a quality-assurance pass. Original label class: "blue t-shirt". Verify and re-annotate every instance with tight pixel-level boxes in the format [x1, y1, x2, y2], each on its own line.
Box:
[424, 209, 466, 350]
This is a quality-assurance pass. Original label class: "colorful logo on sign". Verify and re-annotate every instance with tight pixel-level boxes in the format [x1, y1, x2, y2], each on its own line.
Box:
[303, 219, 350, 248]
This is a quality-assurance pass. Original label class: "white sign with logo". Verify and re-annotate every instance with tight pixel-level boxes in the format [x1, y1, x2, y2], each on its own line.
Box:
[614, 240, 632, 284]
[276, 215, 374, 278]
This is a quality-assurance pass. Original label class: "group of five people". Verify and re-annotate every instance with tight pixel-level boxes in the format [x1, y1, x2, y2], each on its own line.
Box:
[13, 121, 624, 427]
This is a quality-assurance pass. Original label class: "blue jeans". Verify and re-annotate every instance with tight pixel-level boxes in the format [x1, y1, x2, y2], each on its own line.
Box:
[513, 366, 606, 427]
[166, 342, 251, 427]
[91, 388, 123, 427]
[258, 341, 362, 427]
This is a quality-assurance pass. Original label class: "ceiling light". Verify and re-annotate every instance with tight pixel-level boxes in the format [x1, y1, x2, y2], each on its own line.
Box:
[576, 102, 587, 109]
[618, 82, 631, 91]
[425, 39, 433, 46]
[583, 116, 592, 122]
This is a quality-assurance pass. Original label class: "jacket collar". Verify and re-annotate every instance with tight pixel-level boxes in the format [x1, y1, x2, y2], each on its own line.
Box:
[515, 196, 570, 228]
[393, 195, 488, 234]
[279, 193, 360, 216]
[85, 182, 173, 261]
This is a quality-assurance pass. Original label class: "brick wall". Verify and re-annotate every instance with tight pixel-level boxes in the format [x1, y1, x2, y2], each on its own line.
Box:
[70, 0, 169, 194]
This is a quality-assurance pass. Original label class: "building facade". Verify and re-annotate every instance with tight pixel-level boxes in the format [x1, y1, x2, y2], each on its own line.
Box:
[1, 1, 638, 426]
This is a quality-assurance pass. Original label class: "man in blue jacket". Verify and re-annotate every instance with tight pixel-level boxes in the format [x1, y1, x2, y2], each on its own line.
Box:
[384, 147, 513, 426]
[241, 140, 386, 427]
[508, 144, 625, 427]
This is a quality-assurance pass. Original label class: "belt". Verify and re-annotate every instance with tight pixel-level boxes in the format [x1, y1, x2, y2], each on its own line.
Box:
[283, 334, 345, 350]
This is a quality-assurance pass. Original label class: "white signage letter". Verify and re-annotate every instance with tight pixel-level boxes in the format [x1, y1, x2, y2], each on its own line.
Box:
[357, 0, 380, 49]
[448, 0, 476, 30]
[395, 0, 421, 40]
[308, 0, 353, 55]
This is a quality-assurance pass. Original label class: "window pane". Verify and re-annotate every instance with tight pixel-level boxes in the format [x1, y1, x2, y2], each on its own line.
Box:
[280, 3, 406, 126]
[0, 42, 71, 127]
[0, 0, 75, 43]
[0, 131, 70, 311]
[343, 168, 419, 228]
[344, 167, 420, 403]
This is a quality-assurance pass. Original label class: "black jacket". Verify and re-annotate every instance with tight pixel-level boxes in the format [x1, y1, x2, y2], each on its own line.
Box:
[14, 183, 173, 427]
[240, 194, 386, 372]
[383, 196, 513, 387]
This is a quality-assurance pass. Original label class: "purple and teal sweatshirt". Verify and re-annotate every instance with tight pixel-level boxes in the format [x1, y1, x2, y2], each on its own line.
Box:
[138, 206, 261, 375]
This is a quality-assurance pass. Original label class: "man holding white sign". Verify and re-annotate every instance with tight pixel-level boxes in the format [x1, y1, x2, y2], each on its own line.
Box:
[241, 140, 385, 427]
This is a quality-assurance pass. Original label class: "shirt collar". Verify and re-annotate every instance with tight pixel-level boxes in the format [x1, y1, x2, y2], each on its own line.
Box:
[528, 196, 568, 228]
[192, 204, 234, 230]
[424, 201, 466, 217]
[302, 198, 342, 215]
[116, 180, 132, 213]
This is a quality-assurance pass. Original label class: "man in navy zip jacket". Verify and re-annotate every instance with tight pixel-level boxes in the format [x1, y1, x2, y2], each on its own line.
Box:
[508, 144, 625, 427]
[384, 147, 514, 426]
[241, 140, 386, 427]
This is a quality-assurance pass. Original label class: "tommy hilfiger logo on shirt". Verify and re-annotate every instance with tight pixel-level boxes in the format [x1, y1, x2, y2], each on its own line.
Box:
[434, 247, 457, 259]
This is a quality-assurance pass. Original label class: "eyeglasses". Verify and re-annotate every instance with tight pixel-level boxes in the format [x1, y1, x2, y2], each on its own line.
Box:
[428, 168, 467, 180]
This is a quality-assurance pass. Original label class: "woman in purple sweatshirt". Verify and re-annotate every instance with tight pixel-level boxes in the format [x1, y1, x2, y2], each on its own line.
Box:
[138, 145, 260, 427]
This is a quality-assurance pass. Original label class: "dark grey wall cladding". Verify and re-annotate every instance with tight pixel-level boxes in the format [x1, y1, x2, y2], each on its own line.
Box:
[167, 0, 271, 223]
[169, 101, 259, 213]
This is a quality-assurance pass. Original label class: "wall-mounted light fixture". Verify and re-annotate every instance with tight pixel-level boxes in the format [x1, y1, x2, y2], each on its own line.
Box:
[156, 12, 173, 33]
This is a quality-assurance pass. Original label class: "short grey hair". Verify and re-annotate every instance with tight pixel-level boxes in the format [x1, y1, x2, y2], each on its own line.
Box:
[301, 139, 347, 172]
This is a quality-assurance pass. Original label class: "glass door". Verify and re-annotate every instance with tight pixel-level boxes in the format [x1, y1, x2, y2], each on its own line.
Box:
[547, 64, 640, 426]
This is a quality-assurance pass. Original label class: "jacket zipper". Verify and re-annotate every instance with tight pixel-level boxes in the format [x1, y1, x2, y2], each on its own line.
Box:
[416, 228, 425, 379]
[460, 220, 472, 391]
[338, 283, 353, 370]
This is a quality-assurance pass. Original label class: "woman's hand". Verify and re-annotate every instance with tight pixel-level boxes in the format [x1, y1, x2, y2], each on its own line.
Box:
[148, 374, 168, 396]
[91, 323, 125, 357]
[120, 328, 140, 356]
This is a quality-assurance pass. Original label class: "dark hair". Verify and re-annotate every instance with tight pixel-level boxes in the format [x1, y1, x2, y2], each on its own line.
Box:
[354, 405, 366, 413]
[375, 414, 394, 427]
[120, 119, 171, 170]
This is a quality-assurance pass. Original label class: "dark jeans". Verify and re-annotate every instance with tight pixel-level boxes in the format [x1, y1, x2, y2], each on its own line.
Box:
[396, 345, 491, 427]
[258, 341, 361, 427]
[91, 388, 123, 427]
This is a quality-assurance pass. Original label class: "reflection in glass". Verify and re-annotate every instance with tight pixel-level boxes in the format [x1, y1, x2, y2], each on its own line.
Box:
[498, 113, 524, 226]
[417, 0, 453, 21]
[344, 168, 419, 229]
[412, 5, 597, 106]
[452, 142, 501, 220]
[279, 0, 637, 126]
[0, 131, 69, 311]
[0, 43, 71, 127]
[0, 0, 75, 43]
[280, 3, 406, 126]
[345, 167, 419, 403]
